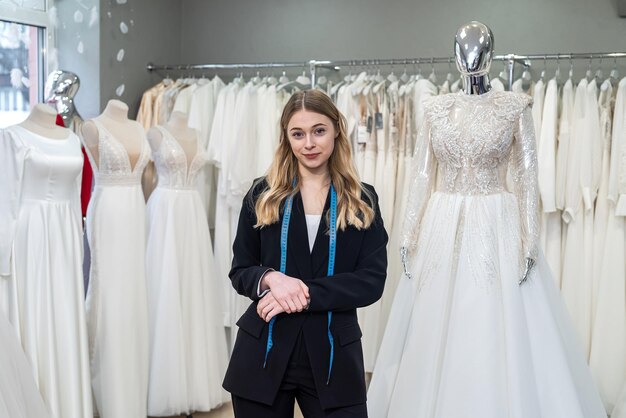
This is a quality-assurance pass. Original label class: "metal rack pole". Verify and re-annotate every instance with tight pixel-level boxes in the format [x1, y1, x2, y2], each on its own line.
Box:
[504, 52, 626, 61]
[146, 62, 308, 71]
[146, 52, 626, 90]
[147, 52, 626, 73]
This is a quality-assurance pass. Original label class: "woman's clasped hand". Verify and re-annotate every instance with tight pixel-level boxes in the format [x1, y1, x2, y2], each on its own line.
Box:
[257, 271, 310, 321]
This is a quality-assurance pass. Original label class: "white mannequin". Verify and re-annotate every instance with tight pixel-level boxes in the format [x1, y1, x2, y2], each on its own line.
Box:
[18, 103, 69, 140]
[147, 111, 198, 165]
[81, 100, 145, 170]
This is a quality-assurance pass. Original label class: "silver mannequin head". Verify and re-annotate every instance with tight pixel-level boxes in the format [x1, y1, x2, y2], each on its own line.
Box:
[45, 70, 80, 99]
[44, 70, 83, 131]
[454, 21, 494, 94]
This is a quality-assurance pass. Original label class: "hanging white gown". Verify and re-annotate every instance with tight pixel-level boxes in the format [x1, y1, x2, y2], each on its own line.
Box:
[188, 76, 225, 228]
[378, 79, 439, 353]
[208, 83, 240, 329]
[374, 86, 389, 208]
[584, 79, 604, 317]
[590, 77, 626, 414]
[368, 91, 606, 418]
[255, 83, 279, 177]
[556, 80, 575, 214]
[83, 120, 150, 418]
[0, 126, 93, 418]
[188, 77, 225, 150]
[377, 90, 415, 350]
[381, 80, 400, 227]
[358, 86, 384, 371]
[172, 82, 199, 114]
[538, 78, 562, 281]
[532, 78, 545, 140]
[560, 78, 600, 356]
[146, 126, 229, 416]
[227, 83, 262, 344]
[413, 78, 438, 131]
[349, 73, 370, 176]
[362, 89, 378, 185]
[556, 79, 575, 289]
[338, 74, 362, 143]
[228, 82, 259, 204]
[591, 79, 614, 317]
[0, 310, 51, 418]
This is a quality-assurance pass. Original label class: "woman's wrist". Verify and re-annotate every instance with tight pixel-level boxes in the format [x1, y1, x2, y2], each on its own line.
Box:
[260, 270, 276, 292]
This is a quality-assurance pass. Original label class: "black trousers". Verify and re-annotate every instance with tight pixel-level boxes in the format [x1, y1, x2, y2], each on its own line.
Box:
[231, 332, 368, 418]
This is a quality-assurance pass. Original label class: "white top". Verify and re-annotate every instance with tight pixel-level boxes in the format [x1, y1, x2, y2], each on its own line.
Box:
[305, 214, 322, 253]
[255, 213, 323, 298]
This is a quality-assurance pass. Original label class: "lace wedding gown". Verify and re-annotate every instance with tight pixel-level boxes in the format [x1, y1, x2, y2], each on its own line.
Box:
[83, 120, 151, 418]
[367, 91, 606, 418]
[146, 126, 229, 416]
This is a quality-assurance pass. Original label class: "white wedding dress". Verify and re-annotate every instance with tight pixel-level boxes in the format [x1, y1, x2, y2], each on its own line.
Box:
[0, 126, 92, 418]
[146, 126, 229, 416]
[0, 310, 50, 418]
[368, 91, 606, 418]
[83, 120, 151, 418]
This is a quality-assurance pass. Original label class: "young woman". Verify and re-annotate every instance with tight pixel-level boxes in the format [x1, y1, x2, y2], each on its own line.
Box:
[223, 89, 388, 418]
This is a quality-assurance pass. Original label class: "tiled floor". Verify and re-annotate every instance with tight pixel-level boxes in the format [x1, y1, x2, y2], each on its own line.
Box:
[162, 402, 304, 418]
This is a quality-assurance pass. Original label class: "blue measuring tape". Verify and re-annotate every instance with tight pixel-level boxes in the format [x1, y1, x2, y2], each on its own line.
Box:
[263, 183, 338, 385]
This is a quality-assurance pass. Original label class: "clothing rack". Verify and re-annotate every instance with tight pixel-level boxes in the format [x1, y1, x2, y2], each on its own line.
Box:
[147, 51, 626, 91]
[146, 60, 332, 86]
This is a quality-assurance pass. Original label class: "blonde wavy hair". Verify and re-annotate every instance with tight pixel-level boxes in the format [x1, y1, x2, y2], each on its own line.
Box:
[254, 89, 375, 231]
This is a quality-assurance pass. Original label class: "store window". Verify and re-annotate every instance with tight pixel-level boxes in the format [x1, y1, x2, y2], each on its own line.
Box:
[0, 1, 50, 128]
[0, 20, 44, 127]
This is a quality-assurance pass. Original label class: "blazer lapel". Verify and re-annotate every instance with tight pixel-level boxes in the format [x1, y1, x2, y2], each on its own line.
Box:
[310, 190, 332, 277]
[287, 192, 313, 280]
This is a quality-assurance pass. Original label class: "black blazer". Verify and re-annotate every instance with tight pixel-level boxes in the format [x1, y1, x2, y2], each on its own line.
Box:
[223, 179, 388, 410]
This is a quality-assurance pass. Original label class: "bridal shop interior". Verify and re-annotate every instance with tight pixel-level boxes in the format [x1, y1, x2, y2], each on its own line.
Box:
[2, 0, 626, 417]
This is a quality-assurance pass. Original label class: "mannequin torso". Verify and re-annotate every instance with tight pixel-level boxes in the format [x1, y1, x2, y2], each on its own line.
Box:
[82, 100, 145, 170]
[18, 103, 70, 140]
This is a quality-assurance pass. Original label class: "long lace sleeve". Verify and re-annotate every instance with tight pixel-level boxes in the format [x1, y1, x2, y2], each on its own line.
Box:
[0, 129, 28, 276]
[510, 106, 540, 260]
[400, 117, 437, 254]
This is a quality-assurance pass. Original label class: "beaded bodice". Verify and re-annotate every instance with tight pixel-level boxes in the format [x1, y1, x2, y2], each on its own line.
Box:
[151, 126, 208, 190]
[401, 91, 539, 259]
